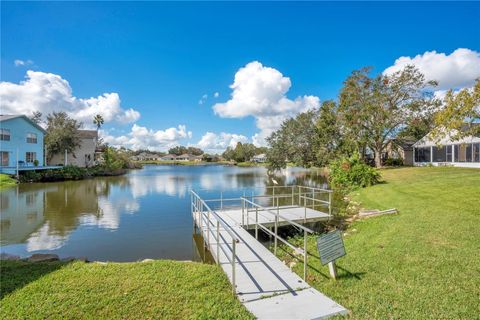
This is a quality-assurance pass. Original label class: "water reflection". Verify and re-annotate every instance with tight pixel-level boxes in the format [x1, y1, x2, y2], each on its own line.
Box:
[0, 165, 328, 261]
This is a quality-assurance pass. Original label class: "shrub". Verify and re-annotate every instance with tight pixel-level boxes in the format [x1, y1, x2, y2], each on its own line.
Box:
[61, 165, 88, 180]
[33, 159, 39, 166]
[19, 171, 42, 183]
[384, 157, 403, 166]
[328, 153, 381, 190]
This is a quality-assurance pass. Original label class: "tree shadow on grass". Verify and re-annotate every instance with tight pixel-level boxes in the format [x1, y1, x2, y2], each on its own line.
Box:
[0, 260, 70, 299]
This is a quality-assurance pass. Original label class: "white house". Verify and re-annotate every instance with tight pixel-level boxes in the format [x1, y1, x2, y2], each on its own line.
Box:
[49, 130, 99, 167]
[251, 153, 267, 163]
[413, 127, 480, 168]
[160, 154, 177, 161]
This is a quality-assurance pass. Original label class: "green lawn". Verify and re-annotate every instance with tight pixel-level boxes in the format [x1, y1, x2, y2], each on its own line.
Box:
[276, 167, 480, 319]
[0, 260, 253, 319]
[0, 174, 17, 189]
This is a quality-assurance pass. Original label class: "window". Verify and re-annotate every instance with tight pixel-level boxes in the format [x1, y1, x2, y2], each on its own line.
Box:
[26, 152, 36, 163]
[446, 145, 453, 162]
[454, 144, 473, 162]
[432, 146, 447, 162]
[415, 147, 431, 162]
[26, 133, 37, 144]
[0, 151, 8, 166]
[474, 143, 480, 163]
[0, 129, 10, 141]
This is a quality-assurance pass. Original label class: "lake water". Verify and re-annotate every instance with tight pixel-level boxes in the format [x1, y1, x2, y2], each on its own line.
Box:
[0, 165, 328, 262]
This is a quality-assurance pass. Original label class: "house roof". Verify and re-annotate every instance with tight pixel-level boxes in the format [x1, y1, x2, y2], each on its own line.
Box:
[78, 130, 98, 139]
[161, 154, 177, 158]
[0, 114, 47, 133]
[177, 154, 191, 158]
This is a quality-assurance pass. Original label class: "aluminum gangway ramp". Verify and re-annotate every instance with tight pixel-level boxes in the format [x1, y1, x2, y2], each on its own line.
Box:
[191, 189, 347, 319]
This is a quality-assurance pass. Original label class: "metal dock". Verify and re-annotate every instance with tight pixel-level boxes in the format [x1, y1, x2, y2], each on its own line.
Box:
[191, 186, 347, 319]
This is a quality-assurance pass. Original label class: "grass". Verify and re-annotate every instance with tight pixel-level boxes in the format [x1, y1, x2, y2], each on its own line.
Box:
[275, 167, 480, 319]
[0, 174, 17, 188]
[236, 161, 267, 167]
[140, 160, 211, 165]
[0, 260, 253, 319]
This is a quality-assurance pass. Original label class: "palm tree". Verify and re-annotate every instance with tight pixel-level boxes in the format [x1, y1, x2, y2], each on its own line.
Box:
[93, 114, 104, 131]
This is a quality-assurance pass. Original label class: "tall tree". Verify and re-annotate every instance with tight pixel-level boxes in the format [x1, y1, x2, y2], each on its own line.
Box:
[93, 114, 104, 131]
[431, 79, 480, 140]
[30, 111, 43, 125]
[45, 112, 82, 160]
[314, 100, 343, 166]
[267, 110, 318, 169]
[187, 146, 204, 156]
[339, 65, 438, 167]
[168, 146, 188, 155]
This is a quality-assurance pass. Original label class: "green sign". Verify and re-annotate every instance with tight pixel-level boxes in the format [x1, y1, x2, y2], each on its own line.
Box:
[317, 231, 346, 265]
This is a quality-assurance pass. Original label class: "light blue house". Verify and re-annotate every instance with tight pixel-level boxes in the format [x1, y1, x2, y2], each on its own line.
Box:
[0, 115, 48, 174]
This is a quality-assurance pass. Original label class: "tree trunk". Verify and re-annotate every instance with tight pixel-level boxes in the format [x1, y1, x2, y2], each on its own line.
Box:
[374, 149, 382, 168]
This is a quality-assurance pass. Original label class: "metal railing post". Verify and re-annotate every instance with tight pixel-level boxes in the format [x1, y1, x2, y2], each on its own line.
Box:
[298, 186, 301, 205]
[272, 186, 275, 207]
[241, 197, 245, 226]
[216, 220, 220, 264]
[274, 197, 279, 255]
[312, 189, 315, 210]
[304, 230, 308, 280]
[328, 191, 332, 217]
[255, 207, 258, 240]
[304, 195, 307, 222]
[232, 239, 236, 294]
[207, 209, 210, 246]
[291, 186, 294, 205]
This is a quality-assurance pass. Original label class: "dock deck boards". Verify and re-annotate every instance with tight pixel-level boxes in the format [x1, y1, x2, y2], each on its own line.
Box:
[193, 208, 347, 319]
[221, 205, 331, 229]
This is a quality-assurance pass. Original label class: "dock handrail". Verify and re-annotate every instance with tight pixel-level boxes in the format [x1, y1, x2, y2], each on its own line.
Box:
[241, 197, 313, 280]
[191, 190, 238, 293]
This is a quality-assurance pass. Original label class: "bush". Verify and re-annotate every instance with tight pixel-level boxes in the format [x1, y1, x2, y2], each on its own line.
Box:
[328, 153, 381, 190]
[33, 159, 39, 166]
[384, 157, 403, 166]
[61, 165, 88, 180]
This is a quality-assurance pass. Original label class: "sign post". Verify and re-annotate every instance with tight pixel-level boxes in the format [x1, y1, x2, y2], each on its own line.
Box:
[317, 230, 346, 280]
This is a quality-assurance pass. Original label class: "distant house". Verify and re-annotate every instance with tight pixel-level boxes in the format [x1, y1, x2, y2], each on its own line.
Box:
[383, 138, 416, 166]
[134, 152, 161, 161]
[413, 127, 480, 168]
[251, 153, 267, 163]
[160, 154, 177, 161]
[0, 115, 46, 168]
[176, 154, 191, 161]
[191, 155, 203, 162]
[49, 130, 99, 167]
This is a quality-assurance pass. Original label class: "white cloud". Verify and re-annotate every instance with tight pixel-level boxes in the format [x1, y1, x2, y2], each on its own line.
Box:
[384, 48, 480, 90]
[198, 94, 208, 105]
[102, 124, 192, 151]
[0, 70, 140, 126]
[214, 92, 219, 98]
[14, 59, 33, 67]
[213, 61, 320, 146]
[197, 131, 248, 153]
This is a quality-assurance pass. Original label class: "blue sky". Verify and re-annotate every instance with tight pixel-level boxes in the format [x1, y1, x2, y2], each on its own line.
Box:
[1, 2, 479, 152]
